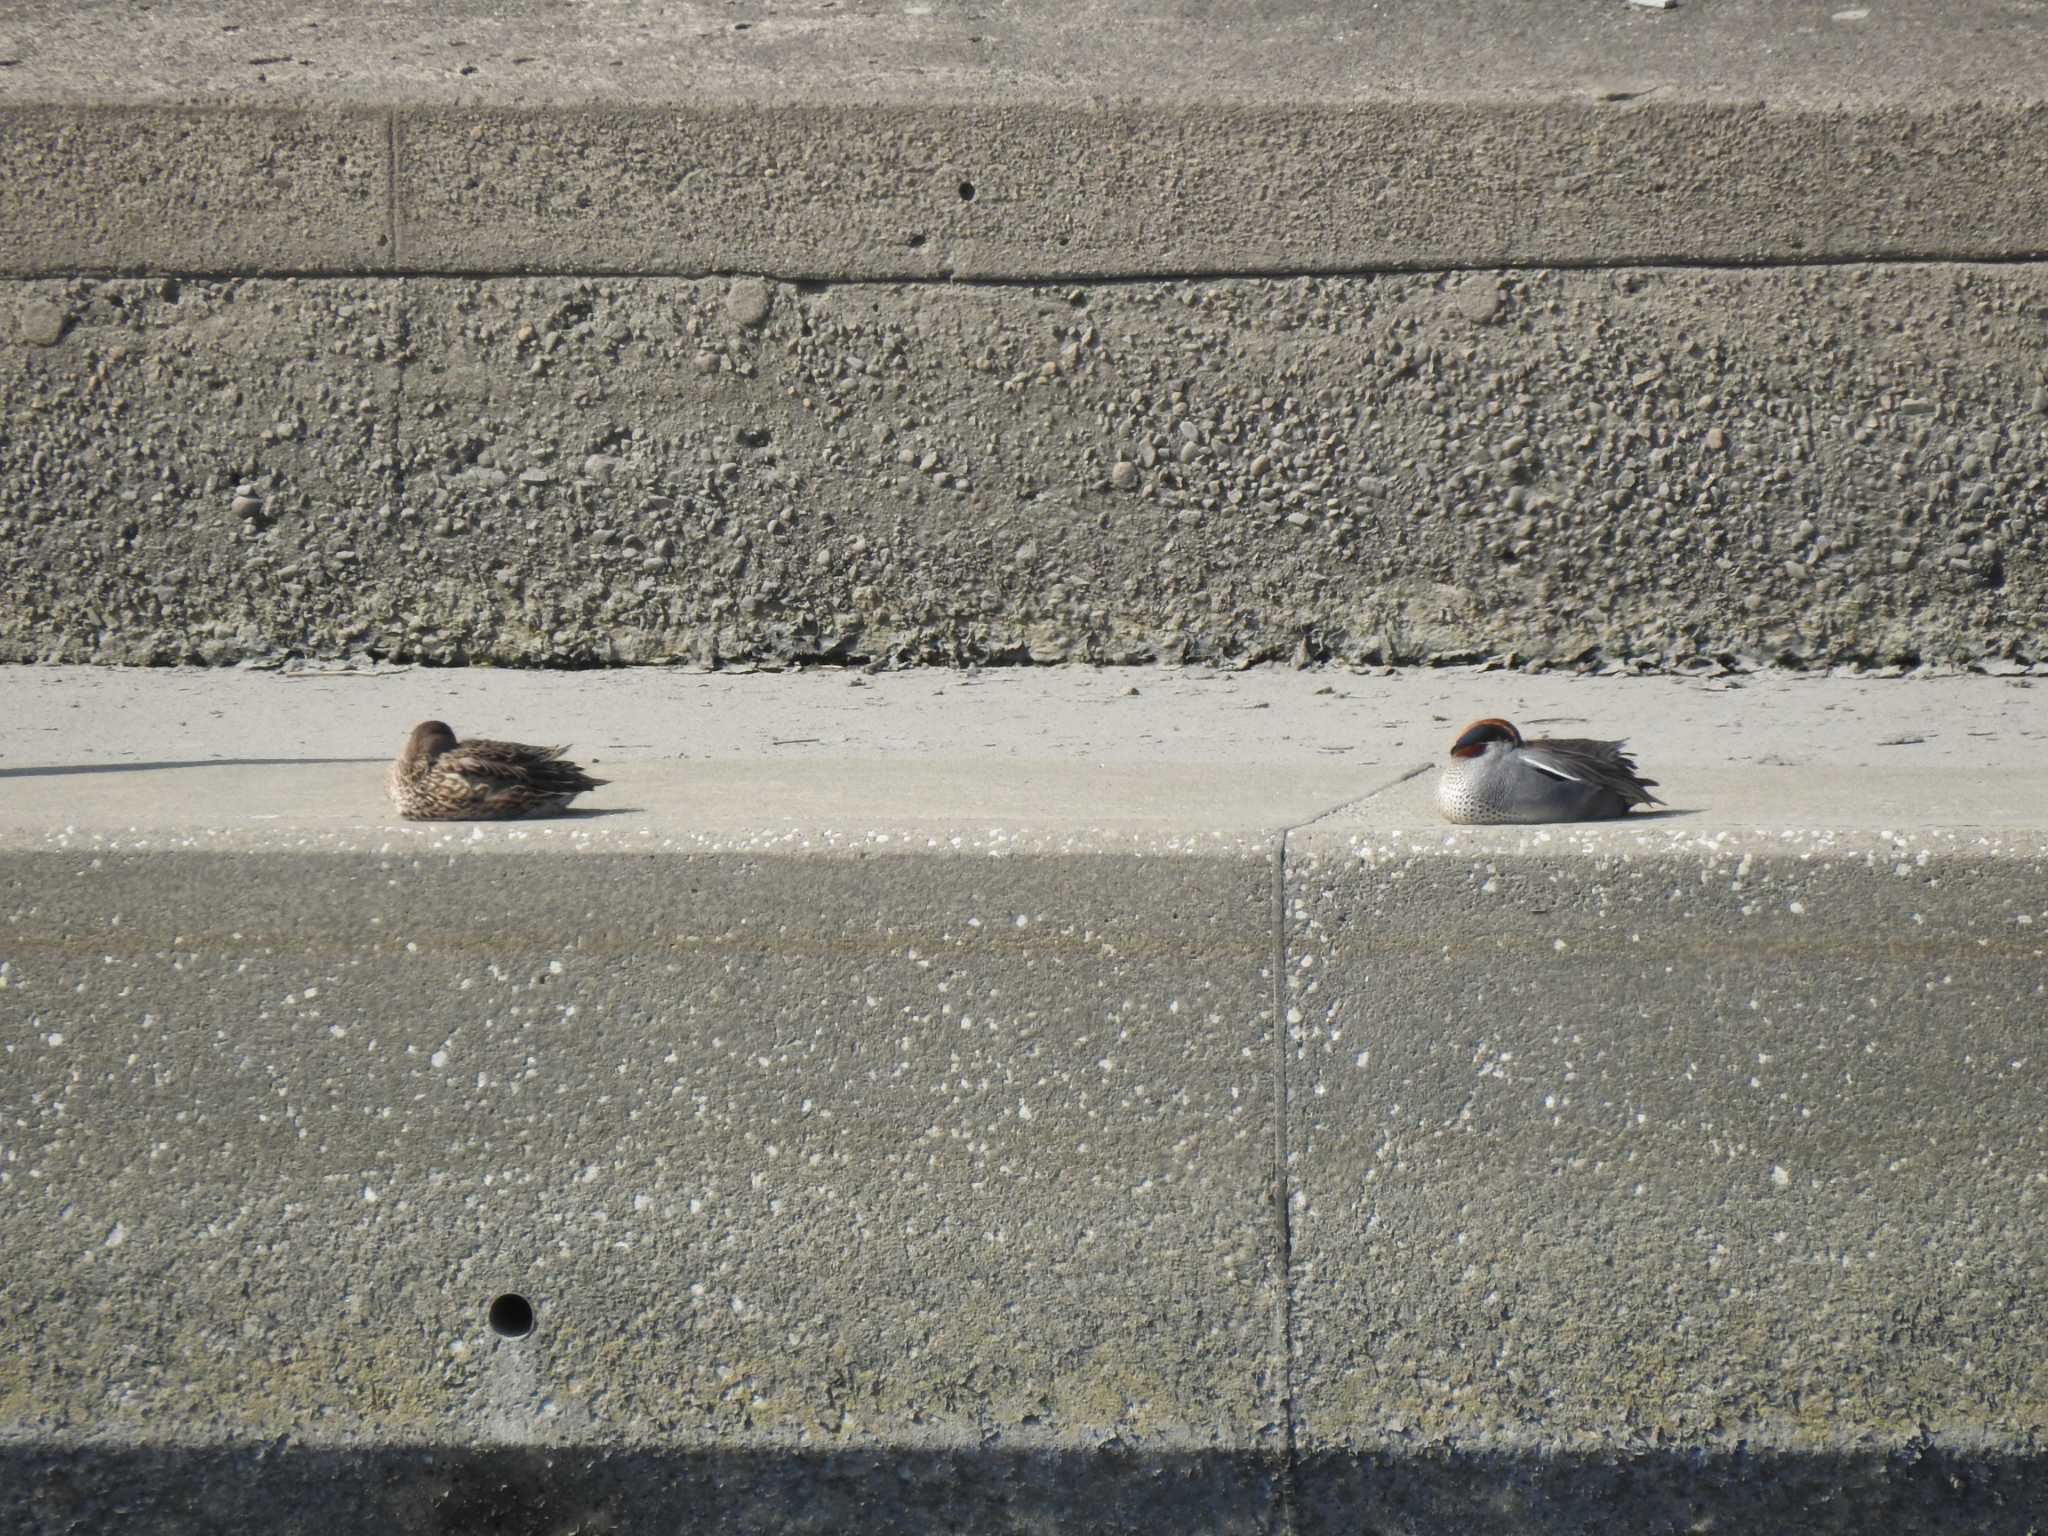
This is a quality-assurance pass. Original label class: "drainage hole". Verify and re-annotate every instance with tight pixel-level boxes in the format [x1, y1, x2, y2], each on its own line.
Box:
[957, 181, 976, 202]
[488, 1293, 535, 1338]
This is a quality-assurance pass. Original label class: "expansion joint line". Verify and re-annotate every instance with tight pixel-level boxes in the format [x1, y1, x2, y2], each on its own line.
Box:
[385, 112, 402, 268]
[1268, 830, 1300, 1534]
[1264, 760, 1428, 1527]
[386, 113, 409, 518]
[391, 281, 410, 515]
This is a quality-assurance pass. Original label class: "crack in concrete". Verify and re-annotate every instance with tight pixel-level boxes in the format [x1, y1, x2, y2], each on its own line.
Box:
[1292, 761, 1433, 831]
[385, 111, 403, 269]
[19, 255, 2048, 284]
[1265, 837, 1298, 1534]
[1263, 755, 1431, 1523]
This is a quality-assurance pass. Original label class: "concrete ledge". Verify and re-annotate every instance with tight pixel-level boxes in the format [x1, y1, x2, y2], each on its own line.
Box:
[2, 669, 2044, 1527]
[0, 108, 392, 277]
[3, 100, 2046, 279]
[4, 3, 2048, 277]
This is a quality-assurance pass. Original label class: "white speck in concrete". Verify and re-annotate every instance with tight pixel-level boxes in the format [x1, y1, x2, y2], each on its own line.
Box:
[1771, 1165, 1792, 1187]
[430, 1049, 450, 1068]
[104, 1221, 127, 1247]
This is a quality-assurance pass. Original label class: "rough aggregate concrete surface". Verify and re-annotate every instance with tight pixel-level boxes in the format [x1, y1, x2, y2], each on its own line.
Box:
[4, 266, 2046, 670]
[1282, 804, 2048, 1527]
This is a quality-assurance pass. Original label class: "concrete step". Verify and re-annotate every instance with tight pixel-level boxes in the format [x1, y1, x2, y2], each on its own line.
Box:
[3, 666, 2044, 1530]
[3, 1, 2046, 277]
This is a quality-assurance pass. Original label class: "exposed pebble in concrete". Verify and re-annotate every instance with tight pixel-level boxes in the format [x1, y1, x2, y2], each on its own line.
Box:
[10, 298, 69, 347]
[725, 277, 773, 329]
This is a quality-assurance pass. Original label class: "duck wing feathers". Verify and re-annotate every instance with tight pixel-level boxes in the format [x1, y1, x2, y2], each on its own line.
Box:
[1521, 737, 1661, 806]
[441, 738, 608, 794]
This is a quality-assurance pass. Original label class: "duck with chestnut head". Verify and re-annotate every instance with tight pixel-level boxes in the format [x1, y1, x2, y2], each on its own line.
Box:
[1437, 717, 1660, 824]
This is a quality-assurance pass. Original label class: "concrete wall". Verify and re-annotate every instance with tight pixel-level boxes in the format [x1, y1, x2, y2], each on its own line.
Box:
[4, 1, 2048, 669]
[5, 268, 2046, 669]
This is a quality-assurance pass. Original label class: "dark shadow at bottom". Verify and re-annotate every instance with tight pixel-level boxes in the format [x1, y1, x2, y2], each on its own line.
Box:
[2, 1443, 2041, 1535]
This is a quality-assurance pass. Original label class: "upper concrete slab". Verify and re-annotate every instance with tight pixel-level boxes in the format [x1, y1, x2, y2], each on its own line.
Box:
[4, 2, 2046, 275]
[4, 0, 2044, 108]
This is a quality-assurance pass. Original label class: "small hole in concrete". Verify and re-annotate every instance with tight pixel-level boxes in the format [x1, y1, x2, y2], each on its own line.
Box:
[957, 181, 976, 202]
[907, 232, 927, 248]
[488, 1293, 535, 1338]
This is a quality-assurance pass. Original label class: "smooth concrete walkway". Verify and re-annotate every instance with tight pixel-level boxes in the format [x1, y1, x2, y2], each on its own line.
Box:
[3, 666, 2044, 1530]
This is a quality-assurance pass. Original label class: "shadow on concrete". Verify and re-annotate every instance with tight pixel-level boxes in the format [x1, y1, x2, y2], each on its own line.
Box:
[0, 758, 384, 778]
[1, 1442, 2041, 1534]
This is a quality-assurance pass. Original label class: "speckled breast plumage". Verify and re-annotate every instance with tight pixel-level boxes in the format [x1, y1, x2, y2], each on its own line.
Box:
[1436, 757, 1518, 824]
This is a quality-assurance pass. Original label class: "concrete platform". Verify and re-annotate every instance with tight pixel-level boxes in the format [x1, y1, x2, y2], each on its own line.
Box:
[2, 666, 2044, 1530]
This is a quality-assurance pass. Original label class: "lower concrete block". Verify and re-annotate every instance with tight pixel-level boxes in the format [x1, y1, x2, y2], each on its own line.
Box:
[3, 673, 2046, 1529]
[1285, 798, 2048, 1528]
[0, 842, 1283, 1478]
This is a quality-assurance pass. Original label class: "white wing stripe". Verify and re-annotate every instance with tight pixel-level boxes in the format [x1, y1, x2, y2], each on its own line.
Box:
[1522, 754, 1585, 784]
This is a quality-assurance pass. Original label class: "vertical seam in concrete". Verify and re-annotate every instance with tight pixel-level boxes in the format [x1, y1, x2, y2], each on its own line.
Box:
[1269, 831, 1299, 1535]
[392, 278, 409, 518]
[386, 111, 402, 268]
[387, 109, 409, 520]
